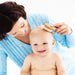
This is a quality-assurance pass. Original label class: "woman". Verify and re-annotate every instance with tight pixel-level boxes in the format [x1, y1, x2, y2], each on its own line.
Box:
[0, 1, 75, 75]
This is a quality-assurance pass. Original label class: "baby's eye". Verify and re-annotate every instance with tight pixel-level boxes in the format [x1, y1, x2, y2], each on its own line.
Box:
[34, 44, 38, 46]
[43, 43, 47, 45]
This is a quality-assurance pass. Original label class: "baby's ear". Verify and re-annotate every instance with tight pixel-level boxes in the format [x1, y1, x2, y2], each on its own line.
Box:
[52, 40, 55, 45]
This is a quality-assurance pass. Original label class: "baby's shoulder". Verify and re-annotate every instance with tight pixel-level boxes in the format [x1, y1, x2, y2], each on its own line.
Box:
[25, 53, 36, 63]
[52, 51, 61, 59]
[26, 53, 34, 59]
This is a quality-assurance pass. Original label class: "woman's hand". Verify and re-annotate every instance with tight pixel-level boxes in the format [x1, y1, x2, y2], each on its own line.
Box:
[53, 22, 72, 35]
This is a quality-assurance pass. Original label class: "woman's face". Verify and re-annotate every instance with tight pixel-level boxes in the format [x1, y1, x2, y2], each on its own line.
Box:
[8, 17, 31, 38]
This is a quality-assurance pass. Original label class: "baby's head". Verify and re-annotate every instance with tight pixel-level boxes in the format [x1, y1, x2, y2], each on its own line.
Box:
[29, 26, 55, 56]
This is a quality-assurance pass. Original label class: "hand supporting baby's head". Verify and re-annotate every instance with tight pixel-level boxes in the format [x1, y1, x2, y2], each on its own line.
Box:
[29, 25, 55, 56]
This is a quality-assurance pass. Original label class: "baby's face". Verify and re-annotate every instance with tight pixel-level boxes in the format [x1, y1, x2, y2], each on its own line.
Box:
[30, 31, 55, 57]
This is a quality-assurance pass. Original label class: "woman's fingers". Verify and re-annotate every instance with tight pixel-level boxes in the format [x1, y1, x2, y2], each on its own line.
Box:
[57, 29, 67, 35]
[55, 25, 66, 32]
[53, 22, 64, 28]
[53, 22, 70, 35]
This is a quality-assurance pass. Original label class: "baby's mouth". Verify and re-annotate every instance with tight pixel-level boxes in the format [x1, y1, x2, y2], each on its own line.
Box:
[37, 50, 46, 53]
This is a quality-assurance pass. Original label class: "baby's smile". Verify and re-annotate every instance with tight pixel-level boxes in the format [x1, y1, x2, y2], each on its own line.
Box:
[37, 50, 46, 53]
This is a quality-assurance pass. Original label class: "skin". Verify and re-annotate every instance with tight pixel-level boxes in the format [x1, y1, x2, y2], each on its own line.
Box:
[8, 17, 31, 44]
[21, 26, 65, 75]
[53, 22, 72, 35]
[7, 17, 72, 45]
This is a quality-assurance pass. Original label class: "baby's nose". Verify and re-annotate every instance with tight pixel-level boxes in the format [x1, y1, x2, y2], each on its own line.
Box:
[38, 45, 44, 49]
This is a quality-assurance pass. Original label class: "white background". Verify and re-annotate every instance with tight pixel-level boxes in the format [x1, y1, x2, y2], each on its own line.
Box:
[0, 0, 75, 75]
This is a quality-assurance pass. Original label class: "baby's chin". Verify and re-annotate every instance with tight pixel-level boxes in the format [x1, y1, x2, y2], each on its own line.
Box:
[35, 52, 49, 57]
[38, 54, 48, 57]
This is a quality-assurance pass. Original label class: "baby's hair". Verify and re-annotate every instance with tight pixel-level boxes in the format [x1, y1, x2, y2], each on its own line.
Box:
[29, 26, 53, 40]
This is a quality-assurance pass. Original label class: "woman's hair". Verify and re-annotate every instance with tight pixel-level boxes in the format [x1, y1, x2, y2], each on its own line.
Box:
[0, 1, 27, 40]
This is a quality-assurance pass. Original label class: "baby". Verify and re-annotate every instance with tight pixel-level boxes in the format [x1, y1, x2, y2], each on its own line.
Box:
[21, 26, 65, 75]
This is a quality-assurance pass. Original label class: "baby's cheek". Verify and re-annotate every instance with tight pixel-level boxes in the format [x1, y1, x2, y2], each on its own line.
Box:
[32, 46, 38, 51]
[34, 46, 38, 51]
[47, 45, 52, 49]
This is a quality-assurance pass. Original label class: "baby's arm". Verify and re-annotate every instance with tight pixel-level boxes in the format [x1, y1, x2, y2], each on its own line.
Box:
[55, 53, 66, 75]
[21, 55, 31, 75]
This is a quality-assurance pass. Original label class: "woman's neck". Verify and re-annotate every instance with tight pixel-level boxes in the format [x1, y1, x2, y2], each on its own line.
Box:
[15, 35, 30, 45]
[20, 36, 30, 45]
[7, 33, 30, 45]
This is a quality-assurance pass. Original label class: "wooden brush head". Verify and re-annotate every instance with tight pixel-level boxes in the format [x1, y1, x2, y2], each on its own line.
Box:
[43, 23, 56, 32]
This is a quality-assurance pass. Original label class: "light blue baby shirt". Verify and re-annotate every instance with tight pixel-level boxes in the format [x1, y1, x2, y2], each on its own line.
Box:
[0, 14, 75, 75]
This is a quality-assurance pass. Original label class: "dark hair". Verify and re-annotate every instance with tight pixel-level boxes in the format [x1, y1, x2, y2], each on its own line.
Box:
[0, 1, 27, 40]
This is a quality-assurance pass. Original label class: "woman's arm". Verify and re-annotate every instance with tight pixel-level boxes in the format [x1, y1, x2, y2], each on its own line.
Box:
[48, 16, 75, 48]
[65, 26, 75, 47]
[53, 22, 75, 48]
[0, 46, 8, 75]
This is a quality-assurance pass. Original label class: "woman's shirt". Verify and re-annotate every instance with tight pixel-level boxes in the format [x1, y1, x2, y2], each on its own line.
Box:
[0, 14, 75, 75]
